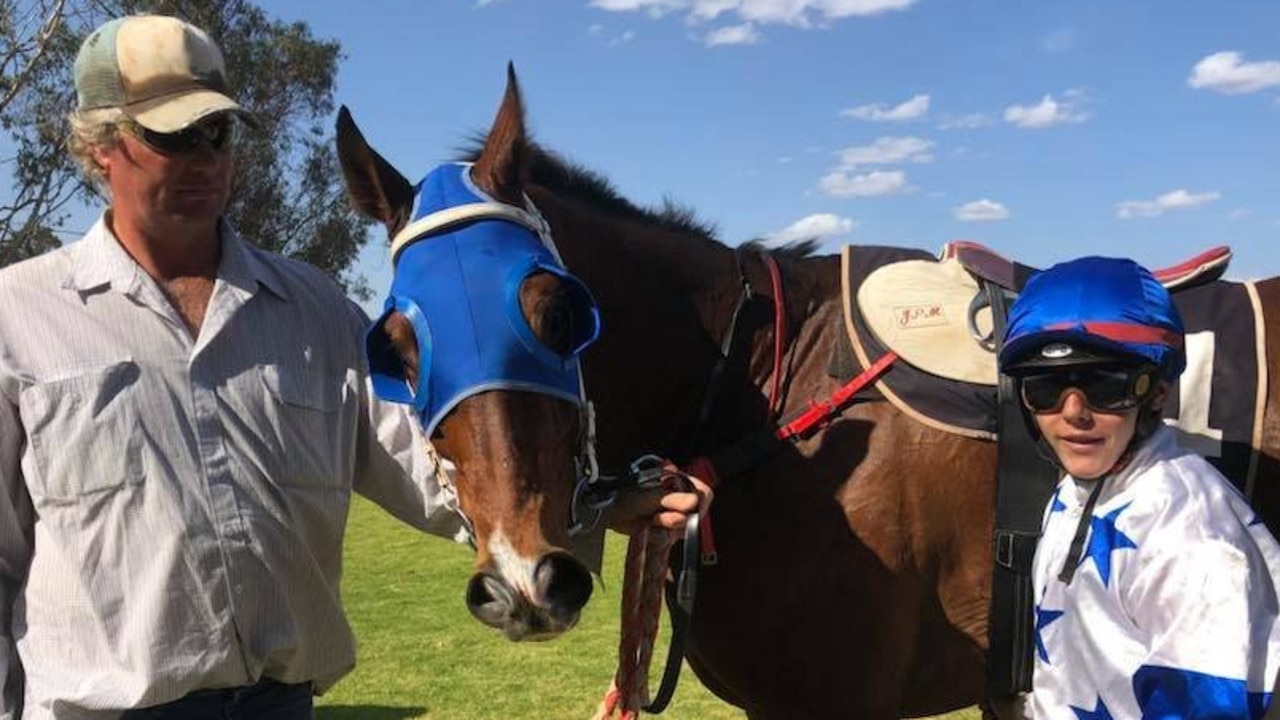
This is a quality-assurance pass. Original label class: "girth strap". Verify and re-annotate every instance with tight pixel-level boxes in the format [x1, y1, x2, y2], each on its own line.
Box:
[985, 280, 1061, 697]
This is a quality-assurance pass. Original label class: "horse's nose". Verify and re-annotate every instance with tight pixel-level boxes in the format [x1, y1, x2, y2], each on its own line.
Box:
[535, 550, 593, 622]
[466, 571, 516, 629]
[465, 551, 594, 640]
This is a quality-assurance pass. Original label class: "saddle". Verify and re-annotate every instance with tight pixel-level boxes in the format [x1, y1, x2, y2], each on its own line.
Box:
[855, 242, 1233, 390]
[940, 240, 1232, 293]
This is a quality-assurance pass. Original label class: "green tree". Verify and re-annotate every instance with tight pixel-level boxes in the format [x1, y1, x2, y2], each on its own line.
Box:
[0, 0, 371, 299]
[0, 0, 81, 258]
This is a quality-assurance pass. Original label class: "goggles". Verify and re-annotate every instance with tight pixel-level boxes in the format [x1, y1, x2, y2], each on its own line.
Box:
[1019, 365, 1156, 414]
[118, 117, 235, 154]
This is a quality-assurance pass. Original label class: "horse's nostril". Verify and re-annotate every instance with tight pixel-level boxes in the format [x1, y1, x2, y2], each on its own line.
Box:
[466, 572, 514, 628]
[535, 551, 593, 619]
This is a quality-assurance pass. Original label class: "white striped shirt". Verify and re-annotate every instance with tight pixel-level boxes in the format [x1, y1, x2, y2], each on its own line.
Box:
[0, 217, 463, 719]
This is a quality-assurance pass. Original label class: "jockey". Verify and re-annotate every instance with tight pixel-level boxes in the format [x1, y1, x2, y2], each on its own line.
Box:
[997, 256, 1280, 719]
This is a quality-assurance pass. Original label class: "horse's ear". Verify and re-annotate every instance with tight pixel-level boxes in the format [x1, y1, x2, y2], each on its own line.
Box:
[471, 63, 528, 205]
[336, 105, 416, 241]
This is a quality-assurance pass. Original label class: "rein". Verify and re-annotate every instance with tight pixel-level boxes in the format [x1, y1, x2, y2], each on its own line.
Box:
[595, 249, 899, 718]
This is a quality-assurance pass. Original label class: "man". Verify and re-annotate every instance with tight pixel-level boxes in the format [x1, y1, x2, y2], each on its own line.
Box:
[997, 257, 1280, 718]
[0, 15, 701, 719]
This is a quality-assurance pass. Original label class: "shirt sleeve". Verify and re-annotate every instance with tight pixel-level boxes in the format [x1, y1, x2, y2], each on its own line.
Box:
[344, 300, 466, 541]
[0, 388, 33, 720]
[1125, 534, 1275, 718]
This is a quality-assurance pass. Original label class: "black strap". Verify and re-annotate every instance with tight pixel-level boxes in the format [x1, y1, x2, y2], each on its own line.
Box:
[690, 249, 753, 450]
[1057, 478, 1105, 584]
[643, 513, 699, 714]
[985, 281, 1061, 697]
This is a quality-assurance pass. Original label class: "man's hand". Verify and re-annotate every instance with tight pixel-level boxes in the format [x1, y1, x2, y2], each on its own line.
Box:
[605, 471, 713, 537]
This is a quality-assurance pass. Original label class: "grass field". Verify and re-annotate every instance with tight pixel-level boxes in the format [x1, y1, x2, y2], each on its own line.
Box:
[316, 497, 982, 720]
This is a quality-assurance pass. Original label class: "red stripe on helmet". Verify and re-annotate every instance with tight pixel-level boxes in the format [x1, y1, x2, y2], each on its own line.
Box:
[1043, 321, 1182, 348]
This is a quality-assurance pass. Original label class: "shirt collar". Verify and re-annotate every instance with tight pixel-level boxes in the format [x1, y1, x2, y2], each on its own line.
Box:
[65, 215, 143, 294]
[64, 215, 289, 302]
[217, 220, 289, 301]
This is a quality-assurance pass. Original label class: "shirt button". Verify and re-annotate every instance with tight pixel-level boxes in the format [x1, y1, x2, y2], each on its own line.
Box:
[234, 584, 244, 595]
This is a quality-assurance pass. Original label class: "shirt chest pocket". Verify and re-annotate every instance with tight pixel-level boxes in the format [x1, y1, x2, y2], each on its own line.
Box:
[20, 360, 144, 501]
[259, 362, 354, 489]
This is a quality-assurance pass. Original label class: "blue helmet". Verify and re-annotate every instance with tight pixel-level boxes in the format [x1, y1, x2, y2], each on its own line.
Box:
[999, 257, 1186, 380]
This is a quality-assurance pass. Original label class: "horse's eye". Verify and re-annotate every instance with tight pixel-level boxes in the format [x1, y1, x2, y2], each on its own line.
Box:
[519, 272, 575, 356]
[540, 296, 573, 356]
[384, 311, 422, 389]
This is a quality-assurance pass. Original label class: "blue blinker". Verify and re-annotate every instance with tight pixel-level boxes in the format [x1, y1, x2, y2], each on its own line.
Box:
[365, 162, 600, 435]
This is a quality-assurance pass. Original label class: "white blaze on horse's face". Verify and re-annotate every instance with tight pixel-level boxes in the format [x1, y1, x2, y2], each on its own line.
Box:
[488, 529, 539, 600]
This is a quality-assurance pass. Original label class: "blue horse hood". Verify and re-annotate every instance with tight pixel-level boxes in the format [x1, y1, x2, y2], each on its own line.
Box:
[365, 163, 600, 435]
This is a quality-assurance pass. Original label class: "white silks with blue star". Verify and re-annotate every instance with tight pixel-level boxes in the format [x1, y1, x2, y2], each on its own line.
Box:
[1024, 426, 1280, 719]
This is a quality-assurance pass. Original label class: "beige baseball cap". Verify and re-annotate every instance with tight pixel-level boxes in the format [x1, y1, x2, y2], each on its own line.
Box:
[74, 14, 257, 133]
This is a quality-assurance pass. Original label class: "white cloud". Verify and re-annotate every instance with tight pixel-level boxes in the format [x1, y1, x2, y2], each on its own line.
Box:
[837, 136, 933, 168]
[820, 0, 917, 19]
[766, 213, 858, 245]
[590, 0, 685, 17]
[1188, 51, 1280, 95]
[590, 0, 917, 31]
[704, 22, 760, 45]
[588, 23, 605, 34]
[818, 169, 909, 197]
[955, 199, 1010, 222]
[776, 156, 794, 163]
[1229, 208, 1250, 220]
[612, 29, 638, 44]
[937, 112, 994, 130]
[840, 94, 930, 122]
[1004, 92, 1091, 128]
[1115, 189, 1221, 219]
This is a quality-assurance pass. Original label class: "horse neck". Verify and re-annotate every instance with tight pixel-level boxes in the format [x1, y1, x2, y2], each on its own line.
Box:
[533, 187, 830, 467]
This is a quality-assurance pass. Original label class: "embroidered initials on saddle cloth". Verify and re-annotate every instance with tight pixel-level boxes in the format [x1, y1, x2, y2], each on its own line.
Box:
[857, 256, 997, 386]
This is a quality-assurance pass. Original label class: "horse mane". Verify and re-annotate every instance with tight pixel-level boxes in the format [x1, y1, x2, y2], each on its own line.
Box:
[460, 139, 719, 243]
[740, 238, 821, 260]
[460, 138, 822, 260]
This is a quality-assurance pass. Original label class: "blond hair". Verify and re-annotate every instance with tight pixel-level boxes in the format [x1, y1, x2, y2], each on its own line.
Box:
[66, 107, 125, 193]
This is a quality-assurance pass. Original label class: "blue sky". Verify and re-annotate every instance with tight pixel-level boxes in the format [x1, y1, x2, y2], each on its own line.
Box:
[55, 2, 1280, 312]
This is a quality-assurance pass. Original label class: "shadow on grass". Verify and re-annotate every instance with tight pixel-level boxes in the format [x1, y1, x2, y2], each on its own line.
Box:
[316, 705, 426, 720]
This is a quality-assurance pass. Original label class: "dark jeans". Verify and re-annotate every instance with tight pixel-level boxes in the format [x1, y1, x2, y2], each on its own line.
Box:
[121, 678, 313, 720]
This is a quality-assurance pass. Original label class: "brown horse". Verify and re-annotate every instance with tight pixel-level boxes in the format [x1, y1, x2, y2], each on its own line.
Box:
[336, 70, 1280, 718]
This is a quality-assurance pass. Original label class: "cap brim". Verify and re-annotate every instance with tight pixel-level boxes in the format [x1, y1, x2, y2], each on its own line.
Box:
[1000, 331, 1144, 375]
[127, 88, 258, 132]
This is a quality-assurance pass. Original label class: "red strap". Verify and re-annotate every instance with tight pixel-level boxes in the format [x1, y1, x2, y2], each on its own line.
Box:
[681, 455, 719, 489]
[776, 351, 898, 441]
[681, 456, 720, 564]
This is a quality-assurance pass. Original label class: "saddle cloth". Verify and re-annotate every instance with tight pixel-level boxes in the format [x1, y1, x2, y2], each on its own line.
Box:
[834, 244, 1270, 496]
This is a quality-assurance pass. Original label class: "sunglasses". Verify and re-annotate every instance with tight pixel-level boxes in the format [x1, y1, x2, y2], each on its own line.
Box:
[1019, 366, 1155, 414]
[118, 117, 235, 154]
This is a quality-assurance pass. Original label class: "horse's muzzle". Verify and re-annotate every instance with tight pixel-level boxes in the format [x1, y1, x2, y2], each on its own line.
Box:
[465, 550, 593, 641]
